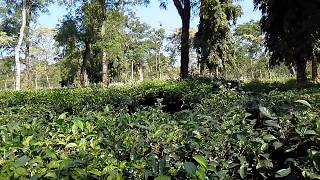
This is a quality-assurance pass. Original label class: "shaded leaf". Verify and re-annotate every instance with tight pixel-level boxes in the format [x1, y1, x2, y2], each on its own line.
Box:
[239, 164, 248, 179]
[15, 155, 30, 166]
[259, 106, 275, 119]
[45, 172, 57, 178]
[263, 134, 277, 142]
[184, 161, 197, 175]
[275, 168, 291, 178]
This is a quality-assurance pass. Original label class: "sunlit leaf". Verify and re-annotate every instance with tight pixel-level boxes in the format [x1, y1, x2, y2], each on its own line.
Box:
[295, 100, 312, 108]
[155, 175, 171, 180]
[193, 155, 208, 169]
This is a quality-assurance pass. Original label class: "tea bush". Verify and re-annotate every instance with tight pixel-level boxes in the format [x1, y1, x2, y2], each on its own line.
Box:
[0, 78, 319, 179]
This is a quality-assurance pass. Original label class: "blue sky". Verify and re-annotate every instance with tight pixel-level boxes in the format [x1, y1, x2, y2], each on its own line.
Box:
[37, 0, 261, 32]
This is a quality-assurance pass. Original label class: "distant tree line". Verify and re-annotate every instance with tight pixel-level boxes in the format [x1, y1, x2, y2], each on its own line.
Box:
[0, 0, 320, 90]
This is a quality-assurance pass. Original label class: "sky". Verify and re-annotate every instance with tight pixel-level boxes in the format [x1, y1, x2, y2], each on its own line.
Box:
[37, 0, 261, 33]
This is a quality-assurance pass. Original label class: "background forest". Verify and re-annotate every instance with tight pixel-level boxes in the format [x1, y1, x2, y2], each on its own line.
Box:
[1, 0, 317, 90]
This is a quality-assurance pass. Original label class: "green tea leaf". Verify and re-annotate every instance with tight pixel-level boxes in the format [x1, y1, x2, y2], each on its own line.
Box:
[305, 130, 317, 135]
[264, 120, 281, 128]
[275, 168, 291, 178]
[58, 112, 68, 120]
[45, 172, 57, 178]
[256, 159, 273, 169]
[263, 134, 277, 142]
[196, 166, 206, 180]
[14, 167, 28, 176]
[239, 164, 248, 179]
[89, 169, 102, 176]
[184, 162, 197, 175]
[22, 136, 33, 146]
[155, 175, 171, 180]
[259, 106, 275, 120]
[273, 141, 283, 149]
[66, 143, 77, 148]
[15, 155, 30, 166]
[193, 155, 208, 169]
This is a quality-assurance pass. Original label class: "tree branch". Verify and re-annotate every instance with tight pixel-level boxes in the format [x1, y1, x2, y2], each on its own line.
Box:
[173, 0, 183, 18]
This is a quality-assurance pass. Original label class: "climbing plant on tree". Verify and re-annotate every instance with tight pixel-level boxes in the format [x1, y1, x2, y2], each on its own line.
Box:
[194, 0, 241, 77]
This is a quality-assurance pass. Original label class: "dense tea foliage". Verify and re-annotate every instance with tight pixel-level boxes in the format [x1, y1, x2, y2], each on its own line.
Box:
[0, 78, 319, 179]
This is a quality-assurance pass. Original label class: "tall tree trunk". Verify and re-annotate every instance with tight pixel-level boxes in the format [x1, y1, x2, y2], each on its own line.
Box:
[25, 0, 32, 88]
[267, 62, 272, 79]
[155, 53, 158, 78]
[34, 73, 38, 89]
[101, 21, 109, 86]
[215, 66, 219, 78]
[5, 74, 8, 90]
[312, 57, 318, 81]
[173, 0, 190, 79]
[131, 60, 134, 81]
[14, 0, 27, 90]
[250, 59, 254, 79]
[296, 60, 307, 84]
[158, 50, 161, 79]
[102, 51, 109, 85]
[139, 65, 144, 81]
[80, 41, 90, 86]
[44, 61, 51, 88]
[289, 64, 296, 77]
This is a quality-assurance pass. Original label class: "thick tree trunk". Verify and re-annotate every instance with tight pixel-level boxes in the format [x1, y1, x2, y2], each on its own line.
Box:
[312, 57, 318, 81]
[80, 41, 90, 86]
[296, 60, 307, 84]
[173, 0, 190, 79]
[180, 15, 190, 79]
[14, 0, 27, 90]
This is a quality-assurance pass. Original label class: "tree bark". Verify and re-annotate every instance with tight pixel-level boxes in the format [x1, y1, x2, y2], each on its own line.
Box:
[139, 65, 144, 81]
[101, 21, 109, 86]
[14, 0, 27, 90]
[34, 73, 38, 89]
[173, 0, 190, 79]
[312, 57, 318, 82]
[131, 60, 134, 81]
[296, 60, 307, 84]
[44, 61, 51, 88]
[289, 64, 296, 77]
[25, 0, 32, 88]
[250, 59, 254, 79]
[102, 51, 109, 85]
[80, 41, 90, 86]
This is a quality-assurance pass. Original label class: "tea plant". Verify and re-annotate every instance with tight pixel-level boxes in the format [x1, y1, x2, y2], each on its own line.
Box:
[0, 78, 319, 179]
